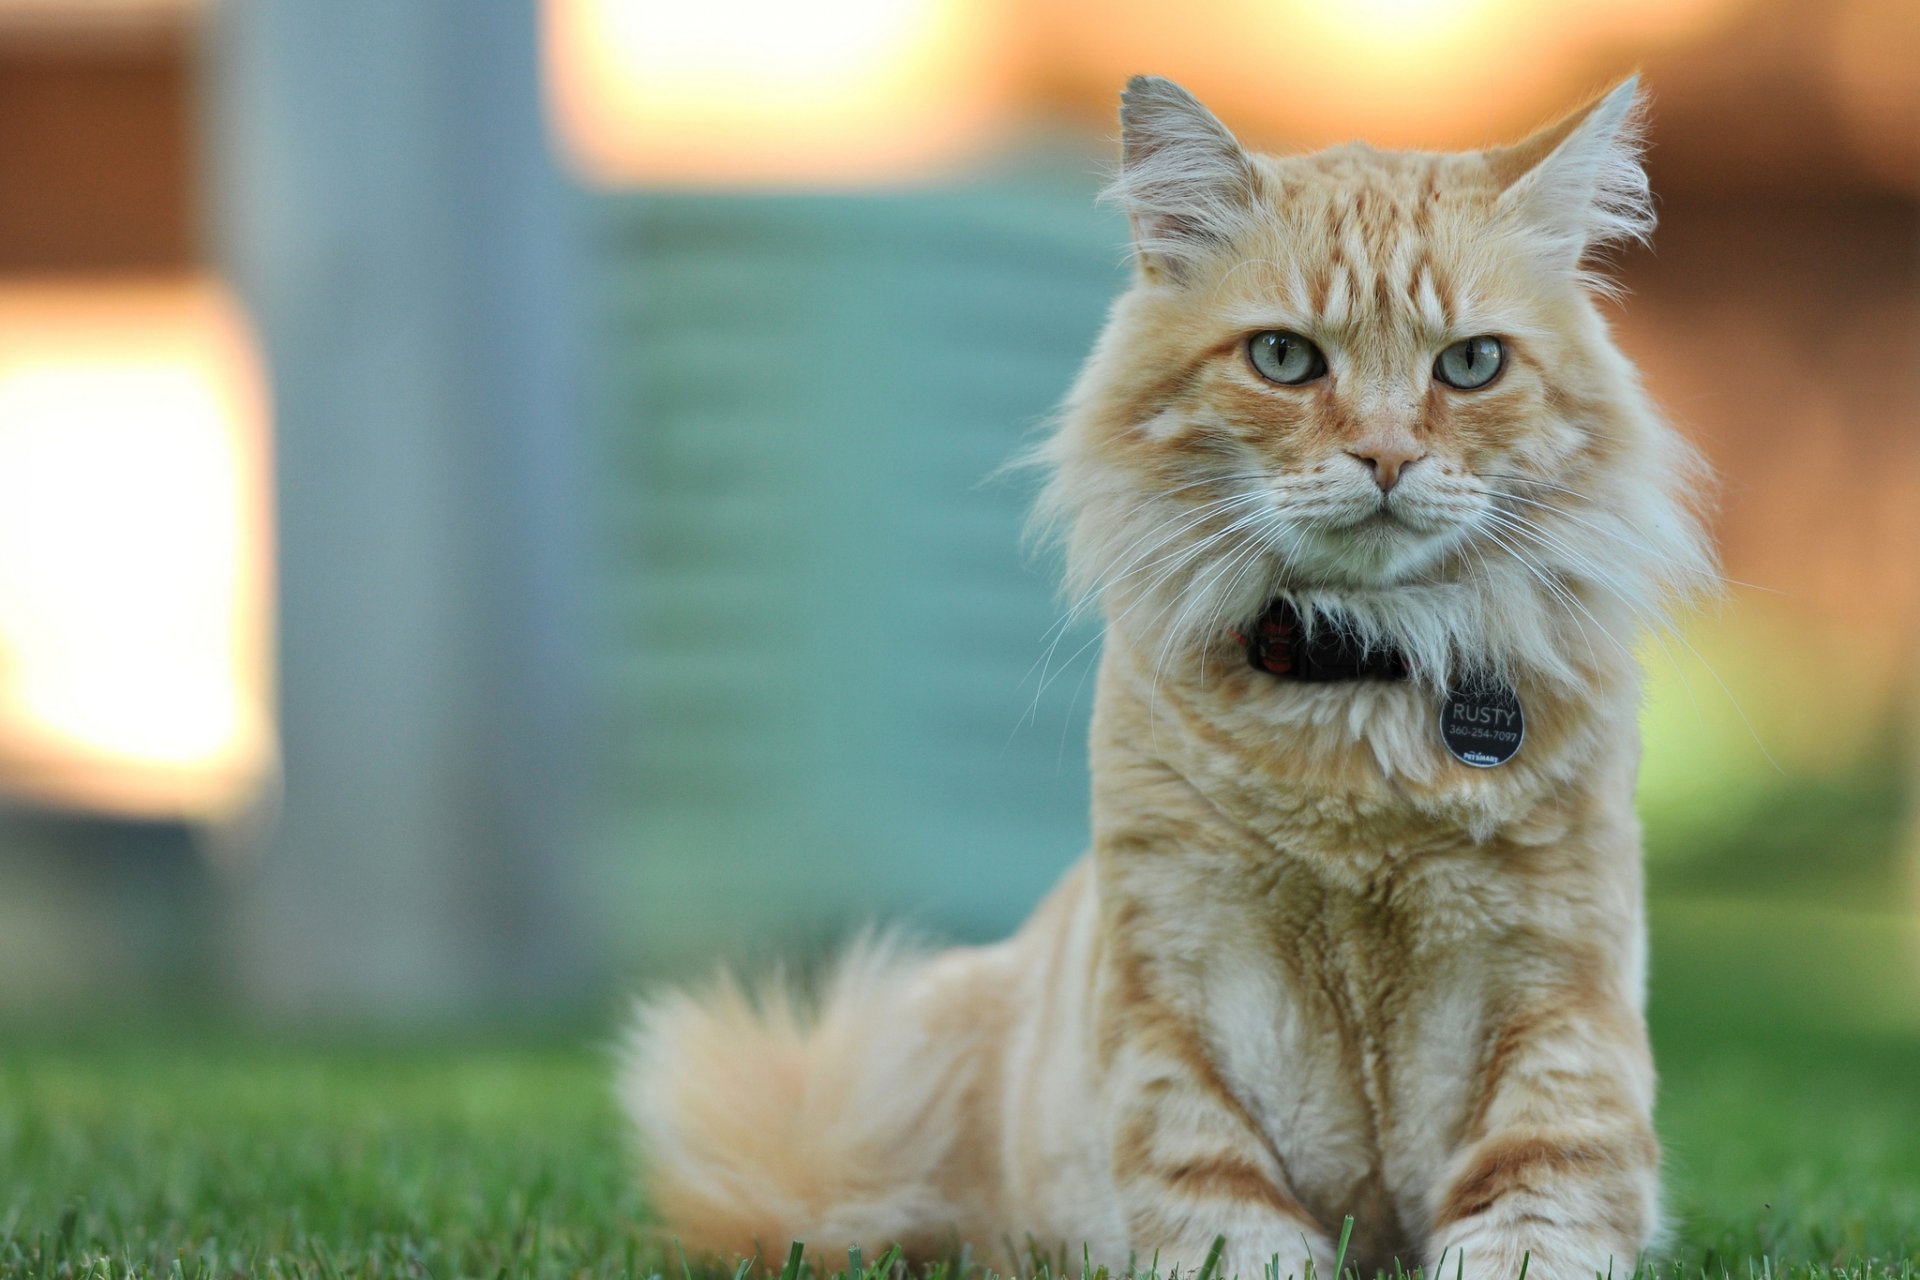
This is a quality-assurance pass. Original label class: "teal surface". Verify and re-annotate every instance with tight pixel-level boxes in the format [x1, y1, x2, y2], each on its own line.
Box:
[583, 180, 1132, 967]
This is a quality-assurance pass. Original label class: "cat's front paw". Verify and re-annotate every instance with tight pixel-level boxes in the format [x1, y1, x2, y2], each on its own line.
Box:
[1222, 1233, 1339, 1280]
[1145, 1231, 1336, 1280]
[1428, 1227, 1638, 1280]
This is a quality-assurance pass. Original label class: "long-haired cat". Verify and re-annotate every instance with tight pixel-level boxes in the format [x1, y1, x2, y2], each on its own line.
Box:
[622, 75, 1715, 1280]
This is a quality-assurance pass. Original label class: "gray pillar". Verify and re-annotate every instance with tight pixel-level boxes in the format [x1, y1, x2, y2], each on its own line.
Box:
[203, 0, 592, 1019]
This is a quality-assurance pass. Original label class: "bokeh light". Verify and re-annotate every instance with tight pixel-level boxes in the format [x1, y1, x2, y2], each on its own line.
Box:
[0, 279, 271, 818]
[543, 0, 1015, 185]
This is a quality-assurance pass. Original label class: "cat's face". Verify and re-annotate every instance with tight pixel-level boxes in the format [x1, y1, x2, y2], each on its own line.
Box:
[1100, 142, 1613, 587]
[1041, 77, 1712, 685]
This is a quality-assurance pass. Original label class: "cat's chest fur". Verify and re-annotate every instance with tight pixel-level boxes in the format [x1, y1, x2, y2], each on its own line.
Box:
[1094, 674, 1607, 1257]
[1188, 850, 1505, 1256]
[1089, 643, 1636, 1259]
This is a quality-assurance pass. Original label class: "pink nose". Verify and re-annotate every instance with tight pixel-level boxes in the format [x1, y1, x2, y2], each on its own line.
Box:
[1346, 445, 1425, 493]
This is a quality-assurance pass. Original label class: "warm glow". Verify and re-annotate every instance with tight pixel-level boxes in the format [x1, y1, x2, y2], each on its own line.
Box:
[1036, 0, 1758, 147]
[1045, 0, 1754, 147]
[1288, 0, 1744, 137]
[1827, 0, 1920, 192]
[542, 0, 1768, 186]
[542, 0, 1012, 186]
[0, 278, 272, 818]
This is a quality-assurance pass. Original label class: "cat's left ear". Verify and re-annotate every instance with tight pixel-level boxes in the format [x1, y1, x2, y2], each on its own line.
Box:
[1490, 77, 1653, 275]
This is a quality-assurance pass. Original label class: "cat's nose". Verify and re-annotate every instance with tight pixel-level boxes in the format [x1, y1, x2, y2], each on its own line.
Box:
[1346, 443, 1426, 493]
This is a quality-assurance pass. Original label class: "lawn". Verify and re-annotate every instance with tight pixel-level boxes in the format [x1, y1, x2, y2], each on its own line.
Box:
[2, 947, 1915, 1280]
[2, 764, 1916, 1279]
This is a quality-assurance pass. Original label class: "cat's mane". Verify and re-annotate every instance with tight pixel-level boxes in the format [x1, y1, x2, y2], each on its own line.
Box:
[1027, 77, 1716, 698]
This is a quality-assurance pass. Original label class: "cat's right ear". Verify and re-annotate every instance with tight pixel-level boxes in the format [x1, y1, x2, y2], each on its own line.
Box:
[1108, 76, 1257, 282]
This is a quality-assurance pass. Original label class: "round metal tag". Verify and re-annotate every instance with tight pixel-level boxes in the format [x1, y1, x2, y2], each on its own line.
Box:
[1439, 681, 1525, 768]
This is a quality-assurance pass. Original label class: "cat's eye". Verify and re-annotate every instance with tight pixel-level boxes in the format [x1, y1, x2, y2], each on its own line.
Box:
[1248, 331, 1327, 386]
[1434, 336, 1505, 390]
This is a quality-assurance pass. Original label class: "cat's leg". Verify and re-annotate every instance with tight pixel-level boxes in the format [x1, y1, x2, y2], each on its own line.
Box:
[1106, 1039, 1336, 1280]
[1424, 990, 1660, 1280]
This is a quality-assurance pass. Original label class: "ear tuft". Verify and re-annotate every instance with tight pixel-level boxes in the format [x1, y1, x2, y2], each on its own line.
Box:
[1104, 76, 1257, 281]
[1494, 77, 1654, 283]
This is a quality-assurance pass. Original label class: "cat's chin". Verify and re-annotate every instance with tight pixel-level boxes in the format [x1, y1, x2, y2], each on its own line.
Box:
[1287, 519, 1468, 588]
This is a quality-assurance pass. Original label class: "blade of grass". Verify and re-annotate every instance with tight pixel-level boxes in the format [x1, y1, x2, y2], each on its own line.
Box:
[1332, 1218, 1354, 1280]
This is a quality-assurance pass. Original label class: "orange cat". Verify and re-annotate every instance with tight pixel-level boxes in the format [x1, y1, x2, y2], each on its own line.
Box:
[623, 75, 1715, 1280]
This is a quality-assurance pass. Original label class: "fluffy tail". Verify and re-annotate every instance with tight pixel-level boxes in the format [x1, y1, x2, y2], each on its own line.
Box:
[619, 938, 977, 1262]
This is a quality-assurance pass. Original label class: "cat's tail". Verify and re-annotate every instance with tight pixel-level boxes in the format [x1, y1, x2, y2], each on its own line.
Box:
[618, 936, 981, 1262]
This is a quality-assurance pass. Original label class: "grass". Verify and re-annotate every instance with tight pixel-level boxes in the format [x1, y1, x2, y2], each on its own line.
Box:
[1, 965, 1914, 1280]
[0, 1037, 636, 1279]
[1, 760, 1914, 1278]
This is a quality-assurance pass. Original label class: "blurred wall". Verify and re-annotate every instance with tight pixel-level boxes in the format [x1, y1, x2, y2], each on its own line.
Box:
[579, 185, 1119, 968]
[0, 0, 1912, 1024]
[206, 0, 593, 1020]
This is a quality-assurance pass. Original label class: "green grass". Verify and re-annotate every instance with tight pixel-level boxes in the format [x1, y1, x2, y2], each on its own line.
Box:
[0, 1037, 638, 1278]
[2, 760, 1915, 1279]
[2, 971, 1915, 1280]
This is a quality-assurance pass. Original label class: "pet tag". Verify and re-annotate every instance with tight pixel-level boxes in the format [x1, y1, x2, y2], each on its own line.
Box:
[1439, 680, 1525, 768]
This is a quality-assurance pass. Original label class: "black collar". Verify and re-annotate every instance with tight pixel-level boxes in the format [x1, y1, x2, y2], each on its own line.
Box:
[1231, 598, 1410, 682]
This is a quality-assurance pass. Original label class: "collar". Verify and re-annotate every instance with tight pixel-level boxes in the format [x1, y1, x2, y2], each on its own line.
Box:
[1230, 598, 1410, 682]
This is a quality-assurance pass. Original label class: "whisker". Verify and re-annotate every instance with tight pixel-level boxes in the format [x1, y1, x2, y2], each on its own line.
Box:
[1150, 516, 1277, 719]
[1490, 489, 1768, 594]
[1017, 485, 1274, 730]
[1198, 513, 1293, 688]
[1043, 484, 1269, 634]
[1479, 517, 1637, 667]
[1486, 510, 1653, 612]
[1029, 501, 1277, 713]
[1486, 510, 1782, 773]
[1492, 506, 1695, 674]
[1471, 530, 1599, 673]
[1482, 469, 1744, 583]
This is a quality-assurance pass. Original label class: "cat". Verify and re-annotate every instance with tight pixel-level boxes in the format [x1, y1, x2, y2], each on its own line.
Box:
[621, 74, 1716, 1280]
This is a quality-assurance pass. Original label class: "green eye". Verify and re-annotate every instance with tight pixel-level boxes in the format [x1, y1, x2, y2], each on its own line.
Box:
[1434, 336, 1505, 390]
[1248, 331, 1327, 386]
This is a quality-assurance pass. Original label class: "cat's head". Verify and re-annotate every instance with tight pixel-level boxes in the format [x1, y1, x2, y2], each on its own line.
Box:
[1037, 76, 1716, 690]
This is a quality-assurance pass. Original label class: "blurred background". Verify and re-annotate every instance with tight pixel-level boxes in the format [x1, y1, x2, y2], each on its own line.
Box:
[0, 0, 1913, 1040]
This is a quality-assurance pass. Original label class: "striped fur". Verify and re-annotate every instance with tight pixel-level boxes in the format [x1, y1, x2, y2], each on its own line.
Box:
[623, 76, 1712, 1280]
